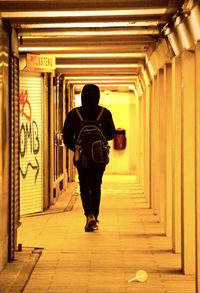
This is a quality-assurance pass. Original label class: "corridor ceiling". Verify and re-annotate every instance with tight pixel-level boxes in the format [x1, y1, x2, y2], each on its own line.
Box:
[0, 0, 185, 90]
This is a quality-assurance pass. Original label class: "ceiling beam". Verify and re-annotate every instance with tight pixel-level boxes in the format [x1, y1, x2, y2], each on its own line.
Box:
[0, 0, 177, 11]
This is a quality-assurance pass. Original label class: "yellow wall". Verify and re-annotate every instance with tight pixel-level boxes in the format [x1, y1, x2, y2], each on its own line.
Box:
[100, 90, 137, 175]
[74, 90, 137, 175]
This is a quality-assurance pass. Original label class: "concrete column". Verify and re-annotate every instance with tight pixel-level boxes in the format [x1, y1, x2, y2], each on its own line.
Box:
[158, 68, 166, 224]
[195, 41, 200, 292]
[43, 73, 51, 209]
[164, 63, 173, 237]
[181, 50, 196, 274]
[135, 97, 140, 183]
[135, 95, 143, 187]
[50, 74, 55, 204]
[140, 95, 144, 190]
[150, 76, 160, 214]
[63, 79, 68, 190]
[143, 84, 150, 204]
[171, 56, 182, 254]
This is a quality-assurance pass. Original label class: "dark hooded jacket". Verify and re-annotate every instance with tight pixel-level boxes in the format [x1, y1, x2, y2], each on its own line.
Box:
[63, 84, 115, 152]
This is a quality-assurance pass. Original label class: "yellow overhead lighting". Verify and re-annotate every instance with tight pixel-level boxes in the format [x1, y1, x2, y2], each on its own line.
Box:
[95, 83, 136, 87]
[2, 9, 166, 18]
[19, 47, 90, 52]
[177, 22, 192, 50]
[50, 53, 146, 58]
[188, 5, 200, 42]
[56, 64, 142, 68]
[74, 82, 136, 88]
[167, 32, 182, 56]
[20, 21, 160, 29]
[19, 47, 146, 53]
[129, 85, 135, 91]
[64, 76, 137, 80]
[20, 28, 159, 38]
[68, 80, 137, 84]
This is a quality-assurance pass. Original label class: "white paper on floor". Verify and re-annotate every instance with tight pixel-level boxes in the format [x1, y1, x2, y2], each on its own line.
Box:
[128, 270, 148, 283]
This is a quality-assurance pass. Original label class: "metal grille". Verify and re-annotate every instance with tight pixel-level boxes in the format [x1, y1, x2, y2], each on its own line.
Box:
[9, 55, 20, 261]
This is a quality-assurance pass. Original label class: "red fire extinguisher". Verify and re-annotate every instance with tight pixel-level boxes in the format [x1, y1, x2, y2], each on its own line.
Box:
[114, 128, 126, 150]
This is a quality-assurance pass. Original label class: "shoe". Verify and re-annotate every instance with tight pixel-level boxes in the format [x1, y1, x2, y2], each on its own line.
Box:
[93, 219, 99, 230]
[85, 214, 96, 232]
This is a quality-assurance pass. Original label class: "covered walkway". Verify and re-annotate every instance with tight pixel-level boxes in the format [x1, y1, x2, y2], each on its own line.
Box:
[12, 175, 195, 292]
[1, 2, 200, 291]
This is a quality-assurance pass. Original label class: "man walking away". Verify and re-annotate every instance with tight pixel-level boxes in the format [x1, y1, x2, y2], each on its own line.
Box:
[63, 84, 115, 232]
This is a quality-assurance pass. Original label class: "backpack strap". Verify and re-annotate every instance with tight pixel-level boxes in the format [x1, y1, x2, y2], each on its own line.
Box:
[75, 108, 84, 121]
[75, 107, 104, 122]
[96, 107, 104, 121]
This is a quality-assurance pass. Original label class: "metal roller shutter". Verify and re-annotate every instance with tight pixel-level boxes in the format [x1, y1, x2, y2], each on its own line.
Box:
[19, 74, 43, 215]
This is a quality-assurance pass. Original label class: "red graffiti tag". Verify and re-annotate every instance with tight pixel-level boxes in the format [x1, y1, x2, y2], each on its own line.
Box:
[20, 90, 32, 121]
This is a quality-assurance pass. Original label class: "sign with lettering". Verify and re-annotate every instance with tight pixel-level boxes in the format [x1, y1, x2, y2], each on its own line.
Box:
[26, 54, 55, 71]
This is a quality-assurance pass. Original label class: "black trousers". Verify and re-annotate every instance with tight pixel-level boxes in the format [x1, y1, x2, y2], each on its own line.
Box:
[77, 165, 105, 220]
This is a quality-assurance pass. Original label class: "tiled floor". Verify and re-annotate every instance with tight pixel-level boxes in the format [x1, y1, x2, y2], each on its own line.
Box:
[16, 175, 195, 293]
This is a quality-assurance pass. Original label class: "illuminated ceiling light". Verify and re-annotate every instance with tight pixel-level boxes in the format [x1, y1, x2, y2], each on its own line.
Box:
[129, 85, 135, 91]
[167, 31, 182, 56]
[56, 64, 142, 68]
[64, 76, 137, 80]
[68, 80, 137, 84]
[188, 5, 200, 42]
[19, 46, 88, 52]
[93, 83, 136, 87]
[55, 53, 146, 58]
[19, 21, 160, 29]
[19, 47, 143, 52]
[2, 8, 166, 18]
[174, 16, 182, 26]
[20, 28, 159, 38]
[132, 21, 161, 26]
[74, 83, 137, 88]
[177, 22, 192, 50]
[104, 90, 111, 94]
[18, 47, 146, 53]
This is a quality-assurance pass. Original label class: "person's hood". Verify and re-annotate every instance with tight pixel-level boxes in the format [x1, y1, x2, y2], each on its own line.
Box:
[81, 84, 100, 109]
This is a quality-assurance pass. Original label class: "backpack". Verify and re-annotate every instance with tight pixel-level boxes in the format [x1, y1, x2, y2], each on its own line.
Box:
[74, 107, 110, 168]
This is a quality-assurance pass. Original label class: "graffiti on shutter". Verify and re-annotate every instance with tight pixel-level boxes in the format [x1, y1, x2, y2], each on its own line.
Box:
[19, 75, 43, 215]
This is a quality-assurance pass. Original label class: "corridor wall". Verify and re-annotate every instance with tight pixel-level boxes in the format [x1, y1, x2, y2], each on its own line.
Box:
[147, 39, 200, 284]
[100, 91, 137, 175]
[195, 41, 200, 293]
